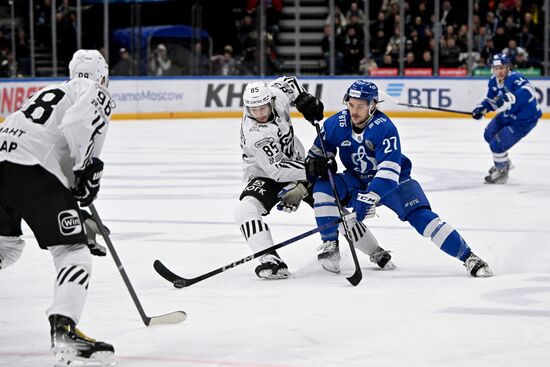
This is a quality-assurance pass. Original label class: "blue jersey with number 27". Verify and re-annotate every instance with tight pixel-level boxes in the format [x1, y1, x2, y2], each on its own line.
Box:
[310, 108, 412, 200]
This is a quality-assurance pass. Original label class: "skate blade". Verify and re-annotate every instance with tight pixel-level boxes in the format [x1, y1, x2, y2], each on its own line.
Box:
[475, 267, 494, 277]
[258, 269, 291, 279]
[54, 348, 115, 367]
[382, 260, 397, 270]
[320, 261, 341, 274]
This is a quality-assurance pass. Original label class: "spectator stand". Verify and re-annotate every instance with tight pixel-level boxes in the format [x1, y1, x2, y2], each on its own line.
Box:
[112, 25, 212, 76]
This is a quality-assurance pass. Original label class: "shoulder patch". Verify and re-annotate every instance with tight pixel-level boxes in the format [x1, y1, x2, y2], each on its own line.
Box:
[365, 140, 375, 150]
[341, 140, 351, 147]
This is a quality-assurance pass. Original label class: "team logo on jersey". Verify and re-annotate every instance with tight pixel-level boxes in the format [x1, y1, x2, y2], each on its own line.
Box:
[244, 179, 266, 195]
[341, 140, 351, 147]
[351, 145, 377, 174]
[58, 210, 82, 236]
[254, 137, 274, 148]
[364, 140, 375, 150]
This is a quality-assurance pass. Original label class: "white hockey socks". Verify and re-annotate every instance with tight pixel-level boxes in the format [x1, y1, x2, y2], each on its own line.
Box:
[0, 235, 25, 270]
[46, 244, 92, 325]
[234, 197, 275, 254]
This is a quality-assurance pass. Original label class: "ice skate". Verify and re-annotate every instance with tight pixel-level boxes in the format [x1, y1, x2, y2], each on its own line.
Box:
[485, 162, 512, 184]
[317, 240, 341, 274]
[255, 252, 290, 279]
[488, 161, 513, 174]
[50, 315, 115, 367]
[369, 247, 396, 270]
[464, 253, 493, 277]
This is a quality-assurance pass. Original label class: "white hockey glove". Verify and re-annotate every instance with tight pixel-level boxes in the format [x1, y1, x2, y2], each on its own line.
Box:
[277, 182, 308, 213]
[81, 210, 109, 257]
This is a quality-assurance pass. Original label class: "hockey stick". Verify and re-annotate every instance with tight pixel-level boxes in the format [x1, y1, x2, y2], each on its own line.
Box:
[379, 89, 471, 115]
[88, 204, 186, 326]
[154, 218, 342, 288]
[310, 120, 362, 286]
[397, 102, 472, 115]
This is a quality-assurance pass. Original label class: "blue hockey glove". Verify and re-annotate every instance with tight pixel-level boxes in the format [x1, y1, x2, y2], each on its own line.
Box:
[352, 191, 380, 222]
[472, 104, 486, 120]
[305, 156, 337, 180]
[277, 182, 308, 213]
[73, 158, 104, 207]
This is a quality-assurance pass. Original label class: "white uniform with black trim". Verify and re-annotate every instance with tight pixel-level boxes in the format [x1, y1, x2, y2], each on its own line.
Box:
[0, 78, 111, 188]
[240, 76, 307, 183]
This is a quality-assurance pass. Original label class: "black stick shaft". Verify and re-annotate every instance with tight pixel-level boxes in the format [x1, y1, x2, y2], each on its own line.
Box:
[154, 218, 342, 288]
[312, 121, 362, 286]
[397, 102, 471, 115]
[89, 204, 152, 325]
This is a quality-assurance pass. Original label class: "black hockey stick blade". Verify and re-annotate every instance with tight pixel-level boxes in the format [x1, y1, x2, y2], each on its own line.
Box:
[347, 268, 362, 286]
[154, 260, 195, 288]
[397, 102, 471, 115]
[154, 218, 342, 288]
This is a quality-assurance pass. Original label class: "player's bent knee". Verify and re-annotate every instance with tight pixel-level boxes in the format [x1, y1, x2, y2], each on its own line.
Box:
[0, 235, 26, 270]
[234, 196, 267, 224]
[49, 243, 92, 273]
[489, 139, 510, 154]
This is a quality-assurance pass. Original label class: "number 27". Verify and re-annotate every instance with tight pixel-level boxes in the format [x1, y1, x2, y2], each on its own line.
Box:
[382, 136, 398, 153]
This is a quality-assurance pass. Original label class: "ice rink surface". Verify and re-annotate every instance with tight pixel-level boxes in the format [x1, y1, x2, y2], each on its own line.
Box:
[1, 116, 549, 367]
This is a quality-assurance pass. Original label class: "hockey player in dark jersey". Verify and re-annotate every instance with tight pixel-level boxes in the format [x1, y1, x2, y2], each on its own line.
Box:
[472, 53, 541, 184]
[0, 50, 115, 366]
[306, 80, 492, 277]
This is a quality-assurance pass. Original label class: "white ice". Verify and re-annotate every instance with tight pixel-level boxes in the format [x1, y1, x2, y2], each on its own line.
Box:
[1, 117, 550, 367]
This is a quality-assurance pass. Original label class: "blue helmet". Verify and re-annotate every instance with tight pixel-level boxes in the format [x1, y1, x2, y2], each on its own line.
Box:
[343, 80, 379, 103]
[490, 53, 511, 67]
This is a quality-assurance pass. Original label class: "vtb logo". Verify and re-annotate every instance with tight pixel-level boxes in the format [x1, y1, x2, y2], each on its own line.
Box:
[58, 209, 82, 236]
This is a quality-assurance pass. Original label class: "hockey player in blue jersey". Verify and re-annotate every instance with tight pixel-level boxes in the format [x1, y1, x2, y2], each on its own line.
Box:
[235, 77, 396, 279]
[305, 80, 493, 277]
[472, 53, 541, 184]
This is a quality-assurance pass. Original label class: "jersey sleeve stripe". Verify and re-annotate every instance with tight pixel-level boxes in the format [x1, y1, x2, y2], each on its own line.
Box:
[374, 169, 400, 183]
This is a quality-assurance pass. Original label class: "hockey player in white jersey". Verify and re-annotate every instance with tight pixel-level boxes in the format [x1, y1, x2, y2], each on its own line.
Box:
[235, 76, 395, 279]
[0, 49, 115, 366]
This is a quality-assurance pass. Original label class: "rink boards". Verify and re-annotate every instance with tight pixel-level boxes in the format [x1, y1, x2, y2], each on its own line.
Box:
[2, 76, 550, 121]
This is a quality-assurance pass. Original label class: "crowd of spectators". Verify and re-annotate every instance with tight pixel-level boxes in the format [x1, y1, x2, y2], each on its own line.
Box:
[331, 0, 546, 75]
[115, 1, 285, 76]
[1, 0, 82, 77]
[0, 26, 17, 77]
[0, 0, 547, 78]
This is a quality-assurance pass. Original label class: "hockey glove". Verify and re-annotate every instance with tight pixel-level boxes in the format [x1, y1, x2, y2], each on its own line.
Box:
[80, 210, 109, 257]
[472, 104, 486, 120]
[305, 156, 337, 180]
[295, 92, 324, 122]
[277, 182, 309, 213]
[352, 191, 380, 222]
[73, 157, 104, 207]
[497, 91, 515, 105]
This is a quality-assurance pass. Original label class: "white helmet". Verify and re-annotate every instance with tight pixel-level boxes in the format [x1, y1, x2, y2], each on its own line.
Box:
[69, 49, 109, 87]
[243, 82, 273, 108]
[243, 82, 274, 122]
